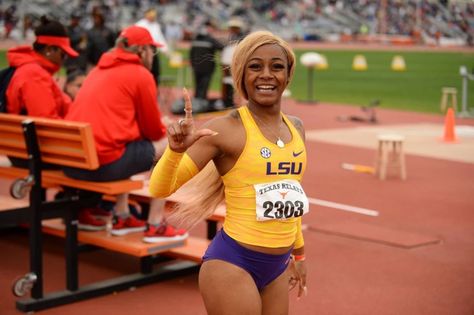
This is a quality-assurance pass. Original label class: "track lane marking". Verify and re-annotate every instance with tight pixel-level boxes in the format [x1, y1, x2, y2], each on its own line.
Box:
[308, 197, 379, 217]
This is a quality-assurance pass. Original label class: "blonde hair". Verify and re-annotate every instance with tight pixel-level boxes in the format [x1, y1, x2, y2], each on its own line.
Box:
[167, 31, 295, 229]
[166, 161, 224, 230]
[231, 30, 296, 100]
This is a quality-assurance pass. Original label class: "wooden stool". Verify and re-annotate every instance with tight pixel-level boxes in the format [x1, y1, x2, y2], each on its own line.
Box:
[440, 87, 458, 113]
[374, 134, 407, 180]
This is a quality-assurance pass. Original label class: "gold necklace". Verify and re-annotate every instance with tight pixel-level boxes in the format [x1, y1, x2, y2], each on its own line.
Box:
[248, 108, 285, 148]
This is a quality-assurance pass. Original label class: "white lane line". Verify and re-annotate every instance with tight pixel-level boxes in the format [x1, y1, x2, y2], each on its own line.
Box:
[308, 197, 379, 217]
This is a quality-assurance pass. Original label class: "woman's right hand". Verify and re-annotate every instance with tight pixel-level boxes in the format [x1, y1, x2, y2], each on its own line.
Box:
[167, 88, 217, 153]
[288, 258, 307, 299]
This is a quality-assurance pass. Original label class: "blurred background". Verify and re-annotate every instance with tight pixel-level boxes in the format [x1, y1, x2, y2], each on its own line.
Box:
[1, 0, 473, 45]
[0, 0, 473, 114]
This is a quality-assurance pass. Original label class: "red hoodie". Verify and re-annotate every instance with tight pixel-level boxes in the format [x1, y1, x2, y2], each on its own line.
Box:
[66, 48, 166, 165]
[6, 46, 72, 118]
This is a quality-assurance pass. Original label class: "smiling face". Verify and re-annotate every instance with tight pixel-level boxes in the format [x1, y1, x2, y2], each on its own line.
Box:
[231, 31, 295, 104]
[243, 44, 289, 108]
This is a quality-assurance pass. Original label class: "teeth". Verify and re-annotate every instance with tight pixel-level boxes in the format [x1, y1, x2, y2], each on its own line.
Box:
[257, 85, 274, 90]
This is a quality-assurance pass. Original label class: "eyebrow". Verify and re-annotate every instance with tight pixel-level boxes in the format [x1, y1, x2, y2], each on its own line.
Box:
[248, 57, 285, 62]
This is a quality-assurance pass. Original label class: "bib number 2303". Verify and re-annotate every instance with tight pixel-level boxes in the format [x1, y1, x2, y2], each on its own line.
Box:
[254, 179, 309, 221]
[262, 200, 305, 219]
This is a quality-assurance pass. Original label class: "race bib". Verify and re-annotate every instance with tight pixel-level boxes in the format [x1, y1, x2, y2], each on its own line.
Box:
[254, 179, 309, 221]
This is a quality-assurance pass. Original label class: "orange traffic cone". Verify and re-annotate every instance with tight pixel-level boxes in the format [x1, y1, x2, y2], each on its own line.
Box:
[442, 107, 457, 142]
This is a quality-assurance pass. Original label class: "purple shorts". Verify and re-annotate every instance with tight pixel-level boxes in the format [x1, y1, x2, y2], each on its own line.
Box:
[202, 229, 292, 290]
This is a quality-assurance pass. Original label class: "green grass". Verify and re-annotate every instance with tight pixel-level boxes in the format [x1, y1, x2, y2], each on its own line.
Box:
[0, 51, 6, 68]
[289, 50, 474, 113]
[3, 48, 473, 114]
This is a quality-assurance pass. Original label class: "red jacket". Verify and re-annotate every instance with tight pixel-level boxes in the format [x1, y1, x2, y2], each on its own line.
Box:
[6, 46, 72, 118]
[66, 48, 166, 165]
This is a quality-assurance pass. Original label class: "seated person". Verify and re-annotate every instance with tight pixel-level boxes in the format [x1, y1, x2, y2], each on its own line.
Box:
[64, 25, 187, 242]
[63, 69, 86, 100]
[5, 16, 77, 118]
[4, 16, 76, 171]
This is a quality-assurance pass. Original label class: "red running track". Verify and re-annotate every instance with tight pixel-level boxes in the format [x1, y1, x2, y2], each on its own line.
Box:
[1, 101, 473, 315]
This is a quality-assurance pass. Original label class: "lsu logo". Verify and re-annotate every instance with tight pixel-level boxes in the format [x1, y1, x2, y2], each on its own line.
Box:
[266, 162, 302, 175]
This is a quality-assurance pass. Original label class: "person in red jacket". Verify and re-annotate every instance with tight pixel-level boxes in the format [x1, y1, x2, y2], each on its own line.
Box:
[6, 16, 78, 118]
[65, 25, 187, 242]
[4, 17, 112, 228]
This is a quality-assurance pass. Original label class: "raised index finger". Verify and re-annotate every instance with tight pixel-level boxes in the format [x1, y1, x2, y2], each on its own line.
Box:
[182, 88, 193, 121]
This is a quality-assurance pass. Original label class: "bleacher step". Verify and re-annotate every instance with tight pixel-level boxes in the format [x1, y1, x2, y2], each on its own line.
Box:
[42, 219, 186, 257]
[0, 195, 28, 212]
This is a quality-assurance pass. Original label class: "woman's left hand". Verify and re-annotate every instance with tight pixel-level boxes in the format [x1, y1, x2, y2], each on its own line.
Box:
[288, 259, 307, 299]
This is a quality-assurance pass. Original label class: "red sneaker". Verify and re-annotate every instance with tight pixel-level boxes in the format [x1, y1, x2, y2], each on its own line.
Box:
[89, 207, 111, 219]
[143, 223, 188, 243]
[111, 215, 146, 236]
[78, 208, 106, 231]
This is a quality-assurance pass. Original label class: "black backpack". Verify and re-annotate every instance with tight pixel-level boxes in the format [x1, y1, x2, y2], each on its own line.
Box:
[0, 66, 16, 113]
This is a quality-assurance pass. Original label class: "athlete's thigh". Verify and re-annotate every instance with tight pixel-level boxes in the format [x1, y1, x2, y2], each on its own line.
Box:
[260, 267, 290, 315]
[199, 259, 261, 315]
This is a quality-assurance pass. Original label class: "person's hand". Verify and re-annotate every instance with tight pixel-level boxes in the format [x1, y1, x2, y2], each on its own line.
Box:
[167, 88, 217, 153]
[288, 259, 307, 299]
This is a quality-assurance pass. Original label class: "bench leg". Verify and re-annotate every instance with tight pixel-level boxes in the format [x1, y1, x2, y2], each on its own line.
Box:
[29, 188, 43, 299]
[140, 256, 154, 274]
[64, 208, 79, 291]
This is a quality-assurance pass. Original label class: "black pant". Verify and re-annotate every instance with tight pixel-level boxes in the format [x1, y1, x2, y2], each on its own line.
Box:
[63, 140, 155, 182]
[193, 69, 213, 100]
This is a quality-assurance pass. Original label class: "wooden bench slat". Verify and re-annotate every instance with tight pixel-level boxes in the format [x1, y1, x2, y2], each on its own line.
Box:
[37, 129, 83, 141]
[41, 154, 92, 167]
[41, 145, 90, 161]
[0, 147, 28, 159]
[0, 166, 143, 195]
[0, 130, 26, 157]
[0, 151, 97, 168]
[47, 156, 96, 169]
[0, 124, 22, 133]
[42, 219, 186, 257]
[38, 138, 84, 151]
[0, 166, 28, 178]
[0, 141, 25, 150]
[0, 113, 100, 170]
[43, 170, 143, 194]
[0, 136, 25, 147]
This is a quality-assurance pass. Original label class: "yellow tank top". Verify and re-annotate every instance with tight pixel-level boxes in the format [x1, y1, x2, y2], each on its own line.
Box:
[222, 106, 307, 248]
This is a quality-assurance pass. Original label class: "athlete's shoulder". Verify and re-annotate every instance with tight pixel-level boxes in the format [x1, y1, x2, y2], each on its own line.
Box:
[286, 115, 305, 139]
[198, 108, 245, 158]
[203, 109, 242, 130]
